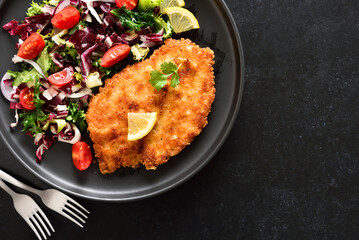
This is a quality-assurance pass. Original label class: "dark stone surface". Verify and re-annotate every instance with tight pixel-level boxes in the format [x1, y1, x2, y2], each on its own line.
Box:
[0, 0, 358, 239]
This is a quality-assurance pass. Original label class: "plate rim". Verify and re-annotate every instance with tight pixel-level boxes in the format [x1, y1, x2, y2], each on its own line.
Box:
[0, 0, 245, 202]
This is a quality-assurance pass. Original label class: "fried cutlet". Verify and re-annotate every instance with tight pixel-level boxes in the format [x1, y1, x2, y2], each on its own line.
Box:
[86, 38, 215, 174]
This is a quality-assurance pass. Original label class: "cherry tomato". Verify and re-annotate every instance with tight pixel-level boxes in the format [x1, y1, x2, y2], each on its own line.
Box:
[48, 68, 74, 87]
[19, 87, 36, 110]
[72, 142, 92, 171]
[51, 6, 80, 30]
[101, 44, 131, 68]
[116, 0, 138, 10]
[17, 33, 45, 60]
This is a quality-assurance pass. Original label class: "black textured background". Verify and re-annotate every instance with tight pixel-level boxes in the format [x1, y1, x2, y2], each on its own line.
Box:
[1, 0, 358, 239]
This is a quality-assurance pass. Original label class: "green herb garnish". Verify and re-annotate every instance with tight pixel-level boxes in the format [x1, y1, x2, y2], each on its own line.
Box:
[66, 102, 87, 131]
[149, 62, 182, 91]
[111, 6, 156, 31]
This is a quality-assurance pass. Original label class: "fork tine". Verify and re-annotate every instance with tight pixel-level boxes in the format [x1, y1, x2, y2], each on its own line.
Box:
[34, 211, 50, 237]
[66, 201, 88, 219]
[30, 215, 47, 240]
[26, 218, 42, 240]
[37, 207, 55, 233]
[59, 210, 84, 228]
[63, 205, 85, 223]
[65, 196, 90, 214]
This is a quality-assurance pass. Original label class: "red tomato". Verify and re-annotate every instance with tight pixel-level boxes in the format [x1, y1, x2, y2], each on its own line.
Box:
[17, 33, 45, 60]
[116, 0, 138, 10]
[72, 142, 92, 171]
[48, 68, 74, 87]
[101, 44, 131, 68]
[19, 88, 36, 110]
[51, 6, 80, 29]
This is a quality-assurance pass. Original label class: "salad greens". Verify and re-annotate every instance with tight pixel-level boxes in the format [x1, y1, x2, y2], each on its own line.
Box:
[111, 6, 157, 31]
[1, 0, 174, 162]
[66, 102, 87, 132]
[26, 1, 44, 17]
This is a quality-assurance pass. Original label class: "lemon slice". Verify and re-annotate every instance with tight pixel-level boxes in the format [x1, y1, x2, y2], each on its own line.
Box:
[160, 0, 185, 13]
[165, 7, 200, 33]
[128, 112, 157, 141]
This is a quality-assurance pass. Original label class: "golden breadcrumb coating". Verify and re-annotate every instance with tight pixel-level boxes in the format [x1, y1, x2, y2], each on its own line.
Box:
[86, 38, 215, 174]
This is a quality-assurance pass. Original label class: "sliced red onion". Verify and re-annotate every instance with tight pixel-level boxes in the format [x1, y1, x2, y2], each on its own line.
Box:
[35, 135, 54, 162]
[121, 31, 139, 42]
[10, 86, 19, 100]
[67, 87, 92, 98]
[55, 104, 68, 111]
[10, 102, 24, 109]
[70, 0, 80, 5]
[58, 123, 81, 144]
[58, 91, 67, 101]
[50, 53, 65, 69]
[42, 87, 59, 100]
[42, 5, 55, 15]
[84, 14, 92, 23]
[1, 73, 17, 102]
[71, 84, 82, 93]
[75, 66, 81, 72]
[34, 133, 44, 145]
[53, 0, 72, 16]
[40, 79, 51, 89]
[10, 109, 19, 128]
[82, 0, 115, 24]
[12, 55, 47, 80]
[56, 110, 69, 119]
[48, 113, 57, 121]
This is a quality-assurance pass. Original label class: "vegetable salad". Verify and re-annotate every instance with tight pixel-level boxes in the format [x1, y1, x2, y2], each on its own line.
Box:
[1, 0, 173, 163]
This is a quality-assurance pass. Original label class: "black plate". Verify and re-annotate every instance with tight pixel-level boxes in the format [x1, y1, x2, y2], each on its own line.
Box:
[0, 0, 244, 201]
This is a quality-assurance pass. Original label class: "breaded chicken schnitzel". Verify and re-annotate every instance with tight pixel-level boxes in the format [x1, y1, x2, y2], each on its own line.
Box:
[86, 38, 215, 174]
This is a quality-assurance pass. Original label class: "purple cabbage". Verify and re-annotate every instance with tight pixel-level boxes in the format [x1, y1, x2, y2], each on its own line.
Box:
[96, 2, 116, 13]
[80, 43, 98, 78]
[139, 29, 164, 48]
[103, 32, 128, 51]
[3, 14, 52, 40]
[69, 27, 98, 54]
[35, 134, 55, 162]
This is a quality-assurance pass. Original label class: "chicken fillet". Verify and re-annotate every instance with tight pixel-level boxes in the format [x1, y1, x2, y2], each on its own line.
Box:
[86, 38, 215, 174]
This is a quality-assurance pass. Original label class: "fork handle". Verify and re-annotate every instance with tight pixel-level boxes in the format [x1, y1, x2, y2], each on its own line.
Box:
[0, 169, 42, 196]
[0, 179, 18, 198]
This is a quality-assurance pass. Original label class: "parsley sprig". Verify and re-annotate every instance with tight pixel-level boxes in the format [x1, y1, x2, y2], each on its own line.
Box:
[149, 62, 182, 91]
[66, 102, 87, 131]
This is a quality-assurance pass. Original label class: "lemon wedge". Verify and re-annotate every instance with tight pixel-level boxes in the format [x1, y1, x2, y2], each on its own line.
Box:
[160, 0, 185, 13]
[128, 112, 157, 141]
[165, 7, 200, 33]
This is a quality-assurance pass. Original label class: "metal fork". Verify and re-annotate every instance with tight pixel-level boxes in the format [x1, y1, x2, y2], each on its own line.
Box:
[0, 169, 90, 227]
[0, 179, 54, 240]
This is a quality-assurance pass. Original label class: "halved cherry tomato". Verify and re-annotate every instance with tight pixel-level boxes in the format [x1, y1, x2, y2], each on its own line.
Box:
[17, 33, 45, 60]
[48, 67, 74, 87]
[101, 44, 131, 68]
[19, 87, 36, 110]
[72, 142, 92, 171]
[51, 6, 80, 30]
[116, 0, 138, 10]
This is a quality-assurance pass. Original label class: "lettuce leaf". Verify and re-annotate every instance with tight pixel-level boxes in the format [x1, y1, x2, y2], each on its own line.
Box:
[9, 68, 42, 86]
[36, 48, 52, 75]
[26, 1, 44, 17]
